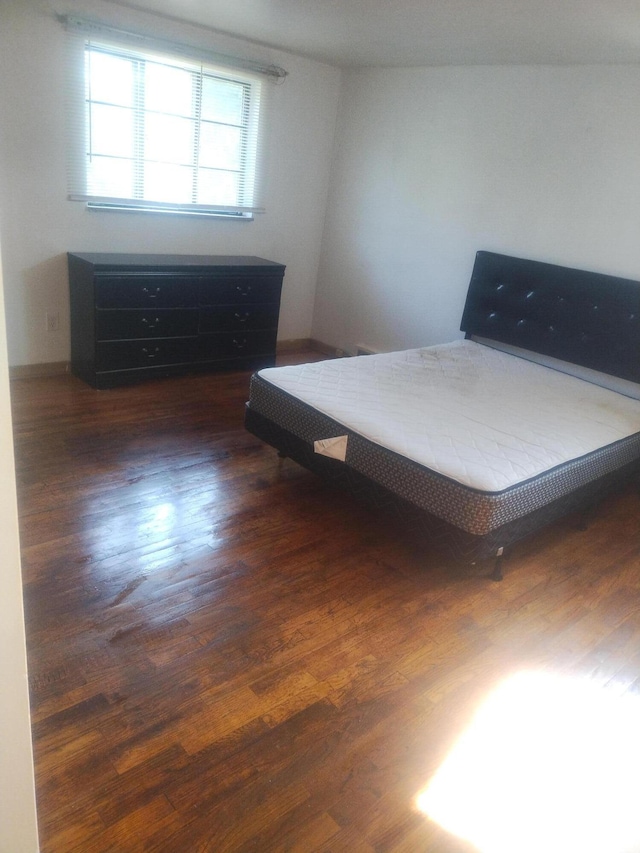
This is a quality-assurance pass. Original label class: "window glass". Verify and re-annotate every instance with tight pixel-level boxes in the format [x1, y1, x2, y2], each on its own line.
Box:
[199, 122, 242, 171]
[87, 156, 134, 198]
[89, 103, 135, 158]
[145, 62, 194, 117]
[86, 51, 134, 107]
[79, 43, 262, 214]
[144, 162, 193, 203]
[201, 76, 245, 125]
[197, 168, 239, 206]
[144, 114, 195, 165]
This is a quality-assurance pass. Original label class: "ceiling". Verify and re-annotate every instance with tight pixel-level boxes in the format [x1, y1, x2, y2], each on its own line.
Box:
[103, 0, 640, 67]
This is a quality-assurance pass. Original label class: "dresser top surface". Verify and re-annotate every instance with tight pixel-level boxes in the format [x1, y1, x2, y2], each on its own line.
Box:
[68, 252, 285, 270]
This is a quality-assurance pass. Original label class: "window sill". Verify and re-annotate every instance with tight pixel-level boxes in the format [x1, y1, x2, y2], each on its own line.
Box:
[86, 203, 254, 221]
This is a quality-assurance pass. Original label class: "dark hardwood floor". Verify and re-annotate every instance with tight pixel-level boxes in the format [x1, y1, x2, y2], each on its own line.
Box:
[11, 358, 640, 852]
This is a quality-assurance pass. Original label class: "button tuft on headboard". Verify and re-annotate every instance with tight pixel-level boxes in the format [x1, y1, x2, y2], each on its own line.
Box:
[459, 250, 640, 384]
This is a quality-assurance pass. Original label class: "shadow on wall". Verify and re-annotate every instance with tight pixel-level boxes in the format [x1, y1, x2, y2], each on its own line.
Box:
[20, 253, 70, 364]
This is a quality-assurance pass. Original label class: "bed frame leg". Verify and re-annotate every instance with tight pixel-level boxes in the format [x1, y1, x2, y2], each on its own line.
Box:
[489, 547, 504, 582]
[577, 503, 596, 531]
[274, 450, 287, 478]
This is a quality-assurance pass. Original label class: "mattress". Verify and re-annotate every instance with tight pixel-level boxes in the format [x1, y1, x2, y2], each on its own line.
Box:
[249, 341, 640, 535]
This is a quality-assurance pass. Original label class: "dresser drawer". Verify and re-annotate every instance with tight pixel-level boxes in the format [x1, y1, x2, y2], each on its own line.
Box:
[198, 274, 282, 306]
[96, 309, 199, 340]
[199, 304, 280, 334]
[195, 329, 277, 362]
[96, 276, 199, 309]
[96, 338, 195, 371]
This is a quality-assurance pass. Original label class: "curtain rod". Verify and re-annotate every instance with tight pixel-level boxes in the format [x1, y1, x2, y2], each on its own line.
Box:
[58, 14, 288, 80]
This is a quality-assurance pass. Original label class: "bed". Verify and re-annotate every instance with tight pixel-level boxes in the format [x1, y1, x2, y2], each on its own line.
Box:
[244, 251, 640, 579]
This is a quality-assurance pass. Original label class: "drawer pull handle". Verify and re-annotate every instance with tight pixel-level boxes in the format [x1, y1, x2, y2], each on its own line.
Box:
[235, 285, 252, 297]
[141, 347, 160, 359]
[141, 317, 160, 330]
[142, 286, 161, 298]
[234, 312, 250, 323]
[232, 338, 247, 350]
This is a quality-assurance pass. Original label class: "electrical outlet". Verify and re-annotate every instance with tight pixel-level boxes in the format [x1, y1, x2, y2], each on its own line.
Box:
[46, 312, 60, 332]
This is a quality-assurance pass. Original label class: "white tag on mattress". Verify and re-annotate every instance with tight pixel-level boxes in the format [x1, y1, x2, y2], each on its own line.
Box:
[314, 435, 348, 462]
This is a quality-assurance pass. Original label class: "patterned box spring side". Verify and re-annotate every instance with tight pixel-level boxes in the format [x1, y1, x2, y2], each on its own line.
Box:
[248, 372, 640, 537]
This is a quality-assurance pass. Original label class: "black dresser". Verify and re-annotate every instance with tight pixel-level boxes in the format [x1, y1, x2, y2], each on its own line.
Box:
[68, 253, 285, 388]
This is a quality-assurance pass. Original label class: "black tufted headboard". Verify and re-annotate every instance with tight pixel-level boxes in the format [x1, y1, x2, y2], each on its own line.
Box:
[460, 251, 640, 385]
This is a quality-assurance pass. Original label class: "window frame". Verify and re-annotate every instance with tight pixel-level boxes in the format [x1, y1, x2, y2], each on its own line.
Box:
[64, 23, 275, 219]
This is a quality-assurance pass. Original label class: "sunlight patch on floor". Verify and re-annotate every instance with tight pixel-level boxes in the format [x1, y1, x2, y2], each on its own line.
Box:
[416, 670, 640, 853]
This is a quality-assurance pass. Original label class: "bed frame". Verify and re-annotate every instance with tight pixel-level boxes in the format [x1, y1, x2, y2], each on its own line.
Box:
[245, 251, 640, 579]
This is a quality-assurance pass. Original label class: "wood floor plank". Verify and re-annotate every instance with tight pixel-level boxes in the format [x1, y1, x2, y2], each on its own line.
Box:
[12, 360, 640, 852]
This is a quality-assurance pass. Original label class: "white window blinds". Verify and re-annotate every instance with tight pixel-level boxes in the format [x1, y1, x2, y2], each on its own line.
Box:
[63, 17, 285, 217]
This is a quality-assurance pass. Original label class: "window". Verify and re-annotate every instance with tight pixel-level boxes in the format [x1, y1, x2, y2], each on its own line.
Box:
[84, 46, 259, 215]
[63, 18, 285, 217]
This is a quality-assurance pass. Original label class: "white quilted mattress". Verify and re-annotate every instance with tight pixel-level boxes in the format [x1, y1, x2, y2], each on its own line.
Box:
[257, 340, 640, 493]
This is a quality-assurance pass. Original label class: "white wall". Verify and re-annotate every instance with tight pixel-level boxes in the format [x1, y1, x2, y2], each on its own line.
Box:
[0, 0, 341, 367]
[0, 237, 39, 852]
[313, 65, 640, 355]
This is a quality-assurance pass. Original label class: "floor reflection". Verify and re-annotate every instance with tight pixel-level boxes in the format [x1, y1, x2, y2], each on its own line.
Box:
[416, 670, 640, 853]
